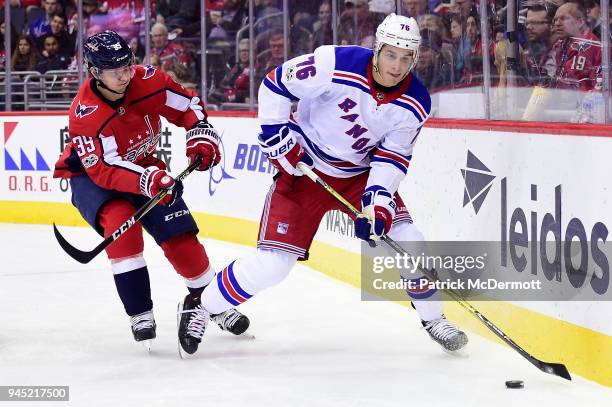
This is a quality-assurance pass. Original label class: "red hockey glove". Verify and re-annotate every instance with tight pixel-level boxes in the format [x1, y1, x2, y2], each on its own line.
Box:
[140, 167, 184, 206]
[186, 121, 221, 171]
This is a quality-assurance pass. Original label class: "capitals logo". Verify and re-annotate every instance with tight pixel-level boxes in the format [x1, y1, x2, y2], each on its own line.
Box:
[142, 65, 156, 79]
[75, 101, 98, 119]
[571, 40, 592, 53]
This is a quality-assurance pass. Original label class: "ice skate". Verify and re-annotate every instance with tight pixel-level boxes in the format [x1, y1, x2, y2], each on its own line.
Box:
[177, 293, 210, 357]
[422, 316, 468, 352]
[211, 309, 250, 336]
[130, 310, 156, 351]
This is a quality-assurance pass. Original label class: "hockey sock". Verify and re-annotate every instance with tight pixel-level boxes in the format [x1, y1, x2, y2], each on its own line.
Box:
[403, 273, 444, 321]
[112, 256, 153, 316]
[201, 249, 297, 314]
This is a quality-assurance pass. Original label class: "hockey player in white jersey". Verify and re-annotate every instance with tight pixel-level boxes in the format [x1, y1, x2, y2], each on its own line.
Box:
[177, 14, 468, 354]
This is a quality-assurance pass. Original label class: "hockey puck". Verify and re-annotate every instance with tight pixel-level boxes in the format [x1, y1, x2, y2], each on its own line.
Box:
[505, 380, 524, 389]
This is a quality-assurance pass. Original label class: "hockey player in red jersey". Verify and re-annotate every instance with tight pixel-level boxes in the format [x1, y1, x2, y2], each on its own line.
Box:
[175, 14, 468, 355]
[53, 31, 249, 350]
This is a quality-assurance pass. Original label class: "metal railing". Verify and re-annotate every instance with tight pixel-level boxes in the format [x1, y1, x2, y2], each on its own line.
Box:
[1, 0, 610, 123]
[1, 70, 79, 111]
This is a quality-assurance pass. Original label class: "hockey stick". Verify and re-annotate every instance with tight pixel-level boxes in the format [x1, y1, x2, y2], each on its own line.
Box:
[296, 162, 572, 381]
[53, 159, 201, 264]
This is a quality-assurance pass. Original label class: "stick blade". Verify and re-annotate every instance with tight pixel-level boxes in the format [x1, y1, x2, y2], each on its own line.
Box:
[53, 223, 98, 264]
[538, 361, 572, 380]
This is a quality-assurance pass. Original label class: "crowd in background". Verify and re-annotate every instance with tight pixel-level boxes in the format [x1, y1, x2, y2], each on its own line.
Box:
[0, 0, 610, 121]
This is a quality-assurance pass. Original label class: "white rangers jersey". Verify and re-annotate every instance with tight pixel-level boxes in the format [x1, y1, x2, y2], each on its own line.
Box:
[258, 45, 431, 194]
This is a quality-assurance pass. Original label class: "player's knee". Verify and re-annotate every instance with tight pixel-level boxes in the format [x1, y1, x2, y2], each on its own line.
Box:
[161, 233, 211, 280]
[100, 199, 144, 259]
[237, 249, 297, 292]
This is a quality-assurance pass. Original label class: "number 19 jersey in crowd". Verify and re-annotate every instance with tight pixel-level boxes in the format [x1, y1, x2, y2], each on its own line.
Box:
[259, 45, 431, 195]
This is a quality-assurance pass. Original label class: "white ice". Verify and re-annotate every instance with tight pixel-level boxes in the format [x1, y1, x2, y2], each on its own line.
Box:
[1, 224, 611, 407]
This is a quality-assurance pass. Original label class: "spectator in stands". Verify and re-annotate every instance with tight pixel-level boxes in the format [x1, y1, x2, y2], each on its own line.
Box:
[28, 0, 61, 43]
[166, 62, 198, 92]
[584, 0, 612, 40]
[218, 37, 251, 103]
[415, 29, 451, 90]
[221, 0, 248, 39]
[449, 14, 462, 46]
[35, 34, 70, 73]
[155, 0, 199, 32]
[12, 35, 39, 72]
[82, 0, 101, 16]
[255, 30, 287, 87]
[312, 2, 333, 48]
[550, 2, 601, 91]
[129, 36, 145, 64]
[47, 13, 74, 58]
[418, 13, 454, 59]
[0, 20, 19, 69]
[455, 13, 495, 84]
[254, 0, 282, 34]
[338, 0, 377, 45]
[150, 22, 192, 72]
[401, 0, 428, 18]
[522, 4, 555, 85]
[452, 0, 474, 18]
[209, 9, 229, 43]
[368, 0, 395, 25]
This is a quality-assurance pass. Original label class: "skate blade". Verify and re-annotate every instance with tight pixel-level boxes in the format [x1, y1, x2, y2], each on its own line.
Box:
[141, 339, 153, 353]
[177, 302, 185, 359]
[437, 339, 469, 357]
[235, 332, 256, 340]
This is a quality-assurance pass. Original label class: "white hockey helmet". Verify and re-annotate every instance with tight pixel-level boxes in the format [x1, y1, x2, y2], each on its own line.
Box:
[374, 13, 421, 74]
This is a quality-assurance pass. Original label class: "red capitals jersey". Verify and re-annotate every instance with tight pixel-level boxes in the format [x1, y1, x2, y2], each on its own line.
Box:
[552, 31, 601, 91]
[54, 65, 206, 195]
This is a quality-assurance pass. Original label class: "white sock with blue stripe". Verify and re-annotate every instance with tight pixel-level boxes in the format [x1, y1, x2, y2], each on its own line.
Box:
[201, 249, 298, 314]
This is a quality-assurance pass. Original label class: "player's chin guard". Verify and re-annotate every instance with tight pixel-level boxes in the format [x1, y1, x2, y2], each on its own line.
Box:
[373, 13, 421, 80]
[84, 30, 135, 93]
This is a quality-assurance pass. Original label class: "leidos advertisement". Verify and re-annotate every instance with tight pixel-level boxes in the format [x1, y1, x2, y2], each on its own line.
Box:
[404, 128, 612, 333]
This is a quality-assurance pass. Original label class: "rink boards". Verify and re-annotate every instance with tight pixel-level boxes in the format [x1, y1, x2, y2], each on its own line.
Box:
[0, 112, 611, 386]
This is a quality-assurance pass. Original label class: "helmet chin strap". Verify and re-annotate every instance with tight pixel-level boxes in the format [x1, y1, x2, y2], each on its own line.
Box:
[96, 78, 126, 95]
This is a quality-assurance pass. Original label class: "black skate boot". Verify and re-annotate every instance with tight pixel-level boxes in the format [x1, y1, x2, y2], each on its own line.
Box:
[130, 310, 156, 351]
[211, 309, 250, 335]
[130, 310, 156, 341]
[177, 293, 209, 356]
[422, 316, 468, 352]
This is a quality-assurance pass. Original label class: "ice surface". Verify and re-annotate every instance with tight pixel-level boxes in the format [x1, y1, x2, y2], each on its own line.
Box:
[1, 224, 610, 406]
